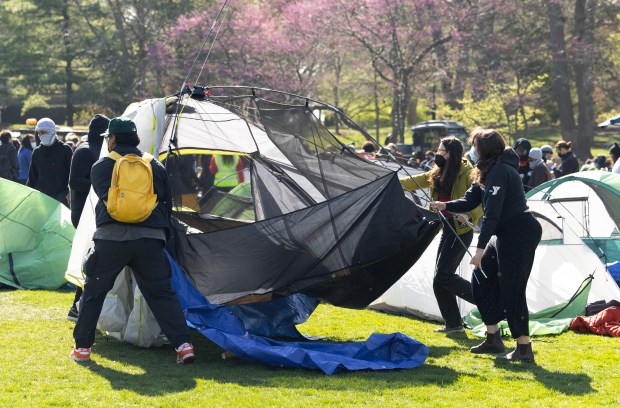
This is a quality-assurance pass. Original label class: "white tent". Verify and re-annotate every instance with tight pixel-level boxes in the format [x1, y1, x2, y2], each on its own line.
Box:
[65, 98, 169, 347]
[371, 171, 620, 322]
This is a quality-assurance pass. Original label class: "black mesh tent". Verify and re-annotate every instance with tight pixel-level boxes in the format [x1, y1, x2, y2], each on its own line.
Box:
[159, 86, 440, 308]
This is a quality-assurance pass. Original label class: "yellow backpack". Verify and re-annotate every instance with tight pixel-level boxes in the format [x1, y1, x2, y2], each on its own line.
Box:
[106, 151, 158, 223]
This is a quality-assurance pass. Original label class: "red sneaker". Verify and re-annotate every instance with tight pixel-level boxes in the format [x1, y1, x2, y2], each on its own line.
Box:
[70, 347, 91, 362]
[175, 342, 195, 364]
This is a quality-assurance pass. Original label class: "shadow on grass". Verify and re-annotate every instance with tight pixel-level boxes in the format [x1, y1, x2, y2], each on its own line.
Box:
[440, 333, 595, 395]
[492, 358, 595, 396]
[82, 332, 468, 396]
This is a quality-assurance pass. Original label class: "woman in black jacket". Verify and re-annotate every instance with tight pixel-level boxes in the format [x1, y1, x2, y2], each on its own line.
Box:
[431, 127, 542, 362]
[552, 140, 579, 178]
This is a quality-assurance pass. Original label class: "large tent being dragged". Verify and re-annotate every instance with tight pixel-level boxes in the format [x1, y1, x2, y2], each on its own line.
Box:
[160, 87, 440, 308]
[66, 87, 441, 372]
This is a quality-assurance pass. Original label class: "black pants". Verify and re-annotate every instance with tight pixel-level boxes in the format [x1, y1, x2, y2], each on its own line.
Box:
[434, 224, 475, 328]
[73, 238, 191, 349]
[473, 212, 542, 338]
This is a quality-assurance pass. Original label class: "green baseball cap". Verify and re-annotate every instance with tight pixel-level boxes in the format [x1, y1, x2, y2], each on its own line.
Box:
[101, 116, 137, 137]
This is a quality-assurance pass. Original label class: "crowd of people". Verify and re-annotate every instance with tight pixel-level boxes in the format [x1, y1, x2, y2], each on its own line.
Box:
[356, 136, 620, 193]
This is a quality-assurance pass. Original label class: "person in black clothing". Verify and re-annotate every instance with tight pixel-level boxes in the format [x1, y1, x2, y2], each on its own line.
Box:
[71, 117, 194, 364]
[66, 114, 110, 322]
[27, 118, 73, 206]
[0, 130, 19, 182]
[431, 127, 542, 362]
[552, 140, 579, 178]
[513, 138, 531, 189]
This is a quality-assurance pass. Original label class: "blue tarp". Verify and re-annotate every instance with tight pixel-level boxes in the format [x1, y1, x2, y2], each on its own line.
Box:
[168, 252, 429, 374]
[608, 261, 620, 286]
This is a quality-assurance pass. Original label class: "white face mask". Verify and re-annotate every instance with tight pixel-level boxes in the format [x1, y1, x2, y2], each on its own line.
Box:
[469, 145, 479, 164]
[529, 159, 542, 169]
[38, 132, 57, 146]
[31, 142, 37, 149]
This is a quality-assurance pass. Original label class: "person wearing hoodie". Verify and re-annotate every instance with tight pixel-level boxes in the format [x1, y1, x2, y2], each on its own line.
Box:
[27, 118, 73, 206]
[69, 115, 109, 227]
[552, 140, 579, 178]
[513, 138, 531, 190]
[400, 136, 483, 333]
[0, 130, 19, 181]
[430, 127, 542, 362]
[66, 114, 110, 322]
[526, 147, 551, 191]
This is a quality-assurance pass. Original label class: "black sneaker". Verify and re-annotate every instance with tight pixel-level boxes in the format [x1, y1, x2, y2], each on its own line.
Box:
[67, 304, 79, 322]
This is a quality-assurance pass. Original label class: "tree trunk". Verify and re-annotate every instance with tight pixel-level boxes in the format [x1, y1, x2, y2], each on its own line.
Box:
[108, 0, 134, 102]
[546, 0, 576, 142]
[391, 79, 411, 144]
[572, 0, 596, 159]
[333, 55, 342, 135]
[373, 71, 380, 141]
[62, 1, 74, 126]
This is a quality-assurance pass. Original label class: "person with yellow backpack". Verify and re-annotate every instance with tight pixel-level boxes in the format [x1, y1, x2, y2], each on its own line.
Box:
[71, 117, 194, 365]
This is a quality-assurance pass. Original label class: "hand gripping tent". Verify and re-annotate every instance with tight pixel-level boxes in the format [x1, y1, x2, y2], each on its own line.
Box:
[66, 87, 440, 373]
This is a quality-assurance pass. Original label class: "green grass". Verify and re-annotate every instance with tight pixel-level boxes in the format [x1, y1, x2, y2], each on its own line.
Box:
[1, 288, 619, 407]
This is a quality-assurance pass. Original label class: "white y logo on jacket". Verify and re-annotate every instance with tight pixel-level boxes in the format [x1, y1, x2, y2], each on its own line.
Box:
[490, 186, 501, 196]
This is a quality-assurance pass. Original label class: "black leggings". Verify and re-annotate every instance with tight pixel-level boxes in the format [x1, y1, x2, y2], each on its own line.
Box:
[434, 224, 474, 327]
[472, 212, 542, 338]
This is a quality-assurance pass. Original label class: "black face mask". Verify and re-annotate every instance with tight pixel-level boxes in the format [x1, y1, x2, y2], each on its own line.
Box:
[434, 155, 447, 168]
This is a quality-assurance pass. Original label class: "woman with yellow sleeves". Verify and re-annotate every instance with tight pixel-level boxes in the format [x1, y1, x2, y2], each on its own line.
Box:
[400, 136, 483, 333]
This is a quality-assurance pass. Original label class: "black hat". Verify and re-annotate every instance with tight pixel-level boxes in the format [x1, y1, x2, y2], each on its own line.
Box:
[88, 114, 110, 139]
[514, 138, 531, 151]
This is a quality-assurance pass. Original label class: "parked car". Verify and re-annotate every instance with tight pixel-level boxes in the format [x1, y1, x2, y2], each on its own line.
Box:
[410, 120, 468, 153]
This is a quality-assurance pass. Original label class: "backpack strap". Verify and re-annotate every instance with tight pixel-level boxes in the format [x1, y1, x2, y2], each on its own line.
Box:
[108, 151, 122, 161]
[108, 151, 153, 162]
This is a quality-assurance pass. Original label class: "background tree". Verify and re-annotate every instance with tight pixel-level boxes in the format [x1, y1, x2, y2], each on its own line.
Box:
[0, 0, 618, 157]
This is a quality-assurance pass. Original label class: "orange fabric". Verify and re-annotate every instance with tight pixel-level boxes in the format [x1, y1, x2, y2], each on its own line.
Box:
[570, 307, 620, 337]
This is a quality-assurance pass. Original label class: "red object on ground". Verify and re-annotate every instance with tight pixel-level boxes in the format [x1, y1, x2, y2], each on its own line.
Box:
[570, 307, 620, 337]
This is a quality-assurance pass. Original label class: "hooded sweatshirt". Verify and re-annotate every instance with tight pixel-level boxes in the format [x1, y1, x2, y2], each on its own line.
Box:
[0, 142, 19, 181]
[527, 147, 551, 190]
[69, 115, 109, 225]
[444, 148, 529, 249]
[514, 138, 531, 188]
[27, 139, 73, 202]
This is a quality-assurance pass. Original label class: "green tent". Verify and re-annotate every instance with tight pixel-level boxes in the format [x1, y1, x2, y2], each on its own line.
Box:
[464, 276, 592, 337]
[0, 179, 75, 289]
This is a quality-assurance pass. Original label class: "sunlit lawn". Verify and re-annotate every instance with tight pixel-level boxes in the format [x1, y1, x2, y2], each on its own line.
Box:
[1, 288, 619, 407]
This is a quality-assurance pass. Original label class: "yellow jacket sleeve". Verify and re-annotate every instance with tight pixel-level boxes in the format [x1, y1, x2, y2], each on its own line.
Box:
[399, 172, 430, 191]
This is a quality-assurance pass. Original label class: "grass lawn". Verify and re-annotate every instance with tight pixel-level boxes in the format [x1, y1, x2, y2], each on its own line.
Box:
[1, 288, 619, 407]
